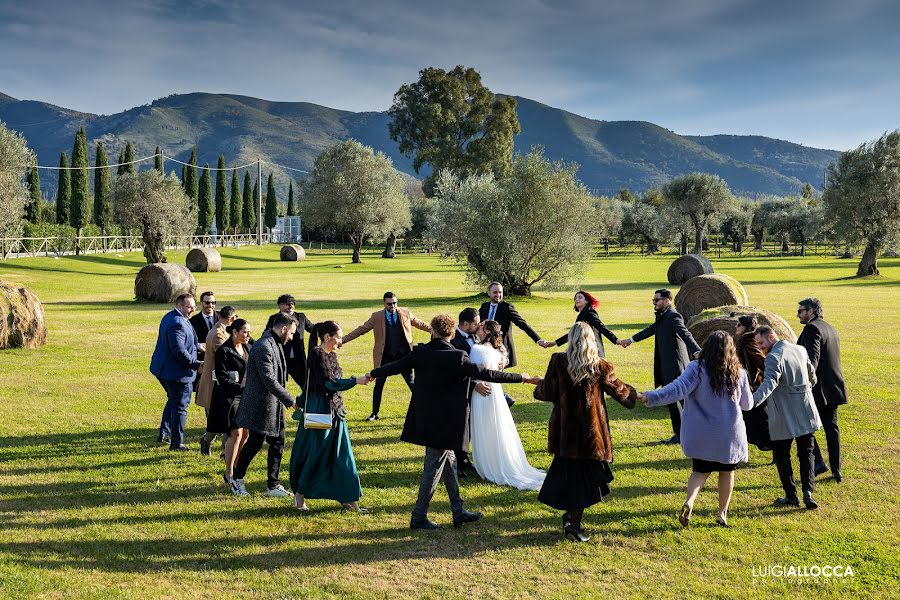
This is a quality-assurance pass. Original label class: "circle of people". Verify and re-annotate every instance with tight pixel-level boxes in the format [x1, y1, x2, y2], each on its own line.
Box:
[149, 282, 846, 542]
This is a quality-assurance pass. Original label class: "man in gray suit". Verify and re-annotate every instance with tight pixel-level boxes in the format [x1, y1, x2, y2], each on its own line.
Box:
[753, 326, 822, 509]
[231, 312, 298, 498]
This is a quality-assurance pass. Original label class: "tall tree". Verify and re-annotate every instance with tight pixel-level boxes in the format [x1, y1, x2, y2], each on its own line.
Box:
[801, 182, 815, 201]
[264, 172, 278, 229]
[0, 122, 35, 238]
[123, 141, 135, 174]
[93, 142, 111, 233]
[242, 170, 255, 230]
[286, 180, 296, 216]
[154, 146, 164, 173]
[197, 164, 213, 234]
[229, 169, 242, 234]
[388, 65, 521, 195]
[25, 166, 42, 223]
[214, 155, 229, 233]
[662, 172, 735, 254]
[183, 148, 198, 213]
[69, 128, 91, 248]
[56, 152, 71, 225]
[301, 140, 410, 263]
[116, 149, 126, 175]
[823, 130, 900, 276]
[719, 198, 755, 253]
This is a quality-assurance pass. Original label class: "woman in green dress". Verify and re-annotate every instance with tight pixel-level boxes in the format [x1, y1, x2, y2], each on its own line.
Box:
[289, 320, 369, 512]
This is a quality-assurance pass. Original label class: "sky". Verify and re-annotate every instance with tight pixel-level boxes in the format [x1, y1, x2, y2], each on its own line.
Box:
[1, 0, 898, 150]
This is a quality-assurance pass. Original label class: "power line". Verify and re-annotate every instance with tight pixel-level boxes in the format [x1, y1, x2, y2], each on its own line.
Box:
[26, 153, 308, 174]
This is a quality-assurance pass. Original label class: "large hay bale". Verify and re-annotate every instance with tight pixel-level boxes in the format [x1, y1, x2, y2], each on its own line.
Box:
[688, 305, 797, 344]
[667, 254, 714, 285]
[280, 244, 305, 261]
[186, 247, 222, 272]
[674, 273, 748, 323]
[0, 279, 48, 349]
[135, 263, 197, 303]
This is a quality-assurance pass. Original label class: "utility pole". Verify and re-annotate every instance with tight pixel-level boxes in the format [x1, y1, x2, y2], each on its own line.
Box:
[257, 159, 263, 245]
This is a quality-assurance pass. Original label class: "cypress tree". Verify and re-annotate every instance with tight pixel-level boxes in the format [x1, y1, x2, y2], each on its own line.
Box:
[214, 155, 229, 232]
[154, 146, 163, 173]
[25, 167, 42, 223]
[242, 171, 255, 230]
[197, 164, 213, 234]
[123, 141, 135, 174]
[286, 180, 296, 216]
[93, 142, 111, 233]
[265, 172, 277, 229]
[56, 152, 71, 225]
[184, 148, 198, 213]
[70, 128, 91, 240]
[116, 149, 125, 175]
[229, 169, 242, 233]
[181, 164, 186, 184]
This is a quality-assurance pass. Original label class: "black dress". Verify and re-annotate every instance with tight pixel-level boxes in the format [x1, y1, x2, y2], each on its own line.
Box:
[207, 338, 250, 434]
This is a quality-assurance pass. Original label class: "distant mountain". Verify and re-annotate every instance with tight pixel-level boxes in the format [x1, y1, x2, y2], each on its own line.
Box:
[0, 91, 841, 200]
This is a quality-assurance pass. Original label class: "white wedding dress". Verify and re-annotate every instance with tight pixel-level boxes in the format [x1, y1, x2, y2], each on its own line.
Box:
[469, 344, 546, 491]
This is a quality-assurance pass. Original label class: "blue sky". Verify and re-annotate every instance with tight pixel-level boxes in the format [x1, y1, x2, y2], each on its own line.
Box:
[1, 0, 898, 150]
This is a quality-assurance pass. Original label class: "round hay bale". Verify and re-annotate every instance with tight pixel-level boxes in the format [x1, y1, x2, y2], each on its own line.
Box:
[135, 263, 197, 303]
[280, 244, 305, 261]
[674, 273, 748, 323]
[186, 247, 222, 272]
[0, 279, 48, 349]
[667, 254, 714, 285]
[688, 305, 797, 344]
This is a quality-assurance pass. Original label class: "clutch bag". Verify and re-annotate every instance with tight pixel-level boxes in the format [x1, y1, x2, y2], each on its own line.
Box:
[303, 412, 332, 430]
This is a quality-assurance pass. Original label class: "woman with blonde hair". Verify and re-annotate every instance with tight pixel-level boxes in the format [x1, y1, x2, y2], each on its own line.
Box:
[534, 322, 637, 542]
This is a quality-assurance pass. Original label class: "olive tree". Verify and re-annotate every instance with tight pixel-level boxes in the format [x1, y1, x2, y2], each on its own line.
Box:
[429, 148, 595, 296]
[663, 173, 735, 253]
[622, 197, 663, 254]
[114, 170, 197, 263]
[300, 140, 410, 263]
[594, 196, 624, 252]
[772, 197, 824, 256]
[720, 198, 756, 252]
[0, 120, 35, 239]
[823, 130, 900, 276]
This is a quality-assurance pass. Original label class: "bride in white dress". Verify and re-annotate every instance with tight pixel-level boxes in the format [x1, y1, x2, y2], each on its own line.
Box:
[468, 320, 546, 491]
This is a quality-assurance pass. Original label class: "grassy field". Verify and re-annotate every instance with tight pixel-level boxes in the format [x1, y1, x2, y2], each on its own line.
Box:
[0, 246, 897, 599]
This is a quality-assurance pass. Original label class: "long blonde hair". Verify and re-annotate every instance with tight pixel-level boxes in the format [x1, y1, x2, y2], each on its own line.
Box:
[566, 322, 602, 385]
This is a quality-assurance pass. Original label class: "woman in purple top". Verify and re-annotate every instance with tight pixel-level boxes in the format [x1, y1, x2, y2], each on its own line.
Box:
[638, 330, 753, 527]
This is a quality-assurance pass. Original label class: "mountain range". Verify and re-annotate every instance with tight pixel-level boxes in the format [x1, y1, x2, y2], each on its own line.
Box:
[0, 91, 841, 200]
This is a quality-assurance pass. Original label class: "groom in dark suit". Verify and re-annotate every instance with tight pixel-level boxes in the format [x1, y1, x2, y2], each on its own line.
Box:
[450, 307, 488, 477]
[369, 314, 539, 530]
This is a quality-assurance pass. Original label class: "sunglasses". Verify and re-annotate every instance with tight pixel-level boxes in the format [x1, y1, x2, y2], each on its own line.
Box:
[203, 300, 216, 305]
[385, 301, 398, 305]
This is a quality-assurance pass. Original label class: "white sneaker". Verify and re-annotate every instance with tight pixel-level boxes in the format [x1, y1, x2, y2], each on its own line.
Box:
[265, 484, 290, 497]
[230, 478, 249, 497]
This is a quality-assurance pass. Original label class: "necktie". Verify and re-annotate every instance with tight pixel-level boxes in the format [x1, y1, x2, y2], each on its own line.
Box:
[489, 304, 497, 321]
[208, 316, 214, 330]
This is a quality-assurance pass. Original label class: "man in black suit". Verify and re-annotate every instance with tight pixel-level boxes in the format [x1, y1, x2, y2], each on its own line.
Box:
[265, 294, 313, 390]
[797, 297, 847, 483]
[620, 288, 701, 444]
[369, 314, 540, 530]
[479, 282, 549, 406]
[450, 308, 491, 478]
[189, 290, 217, 363]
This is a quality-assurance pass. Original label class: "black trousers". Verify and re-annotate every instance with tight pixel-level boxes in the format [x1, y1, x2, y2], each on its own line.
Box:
[233, 418, 285, 489]
[773, 433, 815, 498]
[812, 404, 841, 472]
[371, 357, 413, 415]
[668, 401, 683, 437]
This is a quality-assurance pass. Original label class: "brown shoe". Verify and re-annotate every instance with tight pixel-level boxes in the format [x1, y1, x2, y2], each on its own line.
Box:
[679, 503, 692, 527]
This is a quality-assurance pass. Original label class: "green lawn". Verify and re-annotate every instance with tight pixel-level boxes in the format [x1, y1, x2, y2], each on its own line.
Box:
[0, 247, 897, 599]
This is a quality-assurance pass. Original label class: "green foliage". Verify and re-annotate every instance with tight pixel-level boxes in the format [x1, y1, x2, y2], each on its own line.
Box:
[719, 198, 755, 252]
[300, 140, 410, 263]
[771, 196, 824, 256]
[56, 152, 70, 225]
[265, 172, 277, 229]
[286, 180, 296, 216]
[824, 130, 900, 276]
[197, 164, 213, 234]
[242, 170, 255, 229]
[750, 195, 791, 249]
[93, 142, 111, 232]
[116, 149, 126, 175]
[69, 127, 91, 232]
[25, 166, 42, 224]
[388, 65, 520, 194]
[801, 181, 815, 200]
[622, 196, 663, 252]
[662, 172, 735, 253]
[0, 120, 35, 237]
[430, 147, 594, 295]
[123, 141, 135, 175]
[251, 175, 260, 229]
[214, 155, 229, 231]
[406, 195, 436, 246]
[229, 169, 242, 231]
[183, 148, 198, 208]
[154, 146, 163, 173]
[594, 196, 624, 243]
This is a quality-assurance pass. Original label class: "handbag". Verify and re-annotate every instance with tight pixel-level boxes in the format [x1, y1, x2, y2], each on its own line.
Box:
[299, 361, 333, 430]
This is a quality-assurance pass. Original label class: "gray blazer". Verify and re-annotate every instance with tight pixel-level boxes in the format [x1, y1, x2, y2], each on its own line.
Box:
[752, 340, 822, 441]
[235, 330, 296, 436]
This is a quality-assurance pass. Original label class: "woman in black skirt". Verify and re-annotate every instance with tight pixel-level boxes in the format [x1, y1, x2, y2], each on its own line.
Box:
[534, 322, 637, 542]
[208, 318, 252, 484]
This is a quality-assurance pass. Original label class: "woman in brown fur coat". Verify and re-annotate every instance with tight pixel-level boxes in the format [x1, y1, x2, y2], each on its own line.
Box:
[534, 322, 637, 542]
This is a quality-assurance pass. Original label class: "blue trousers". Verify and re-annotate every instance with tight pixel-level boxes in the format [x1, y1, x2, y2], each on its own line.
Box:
[158, 377, 192, 449]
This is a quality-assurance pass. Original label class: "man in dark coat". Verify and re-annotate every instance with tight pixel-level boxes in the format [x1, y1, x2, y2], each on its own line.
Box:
[265, 294, 313, 390]
[369, 314, 539, 530]
[620, 288, 701, 444]
[479, 281, 548, 406]
[231, 312, 298, 498]
[797, 297, 847, 483]
[449, 307, 489, 477]
[189, 290, 217, 362]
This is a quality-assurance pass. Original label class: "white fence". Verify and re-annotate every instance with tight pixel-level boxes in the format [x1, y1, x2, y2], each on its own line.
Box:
[0, 233, 267, 259]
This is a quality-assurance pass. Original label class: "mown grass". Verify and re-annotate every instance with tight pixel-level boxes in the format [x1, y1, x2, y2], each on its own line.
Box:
[0, 247, 897, 599]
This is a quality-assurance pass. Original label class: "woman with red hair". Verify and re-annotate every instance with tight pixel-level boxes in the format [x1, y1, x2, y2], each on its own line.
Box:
[542, 290, 620, 358]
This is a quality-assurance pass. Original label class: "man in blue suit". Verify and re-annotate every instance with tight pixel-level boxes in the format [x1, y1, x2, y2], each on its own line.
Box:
[150, 293, 203, 451]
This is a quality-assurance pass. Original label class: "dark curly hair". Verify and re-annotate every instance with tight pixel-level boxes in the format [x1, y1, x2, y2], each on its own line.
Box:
[699, 330, 743, 395]
[480, 320, 506, 354]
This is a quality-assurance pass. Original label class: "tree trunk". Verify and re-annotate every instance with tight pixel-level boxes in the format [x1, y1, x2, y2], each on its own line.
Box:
[694, 226, 703, 254]
[680, 234, 688, 255]
[647, 241, 658, 254]
[507, 281, 531, 297]
[781, 240, 789, 252]
[142, 227, 165, 264]
[735, 240, 743, 253]
[800, 239, 807, 256]
[856, 242, 880, 276]
[351, 236, 362, 264]
[753, 233, 763, 250]
[75, 227, 82, 256]
[382, 233, 397, 258]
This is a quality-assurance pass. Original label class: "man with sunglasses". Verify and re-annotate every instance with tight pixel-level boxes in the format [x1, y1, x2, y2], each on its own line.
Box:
[265, 294, 314, 391]
[619, 288, 701, 444]
[190, 291, 218, 363]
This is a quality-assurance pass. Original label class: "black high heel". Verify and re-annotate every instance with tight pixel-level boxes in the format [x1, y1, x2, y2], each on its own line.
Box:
[564, 523, 590, 543]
